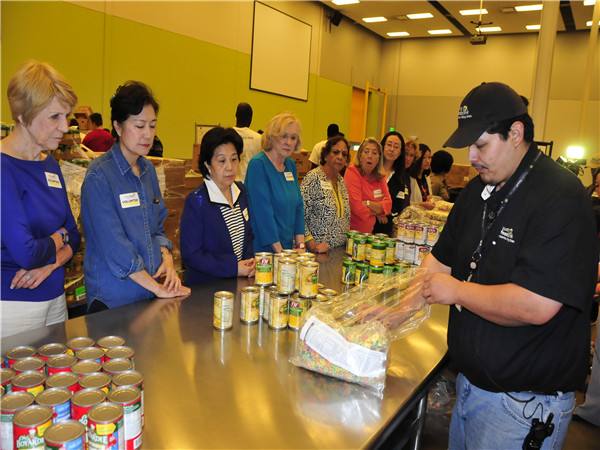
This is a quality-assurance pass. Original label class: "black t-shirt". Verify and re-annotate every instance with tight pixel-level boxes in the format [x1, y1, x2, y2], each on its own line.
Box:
[432, 145, 598, 393]
[374, 170, 411, 235]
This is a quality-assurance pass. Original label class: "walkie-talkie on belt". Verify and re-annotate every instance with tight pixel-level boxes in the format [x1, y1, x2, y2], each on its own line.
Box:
[522, 413, 555, 449]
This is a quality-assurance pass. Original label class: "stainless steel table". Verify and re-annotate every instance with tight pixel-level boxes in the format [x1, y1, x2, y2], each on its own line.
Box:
[2, 249, 448, 449]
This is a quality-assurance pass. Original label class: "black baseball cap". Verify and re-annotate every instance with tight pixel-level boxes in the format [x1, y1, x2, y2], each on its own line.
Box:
[444, 82, 528, 148]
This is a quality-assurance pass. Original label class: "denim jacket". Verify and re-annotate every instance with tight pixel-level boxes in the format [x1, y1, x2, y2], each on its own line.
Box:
[81, 143, 171, 309]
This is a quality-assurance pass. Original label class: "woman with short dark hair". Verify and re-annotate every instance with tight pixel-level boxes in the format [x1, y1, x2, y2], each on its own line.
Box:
[180, 127, 255, 283]
[409, 143, 432, 202]
[81, 81, 189, 312]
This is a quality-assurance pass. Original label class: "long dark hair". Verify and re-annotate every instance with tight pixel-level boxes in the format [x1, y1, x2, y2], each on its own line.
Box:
[380, 131, 405, 173]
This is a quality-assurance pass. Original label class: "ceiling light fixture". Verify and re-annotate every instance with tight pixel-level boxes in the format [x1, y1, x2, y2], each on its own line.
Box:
[407, 13, 434, 20]
[526, 24, 541, 30]
[332, 0, 359, 5]
[387, 31, 410, 37]
[428, 29, 452, 35]
[514, 4, 543, 12]
[476, 26, 502, 32]
[586, 20, 600, 26]
[362, 16, 387, 23]
[460, 9, 488, 16]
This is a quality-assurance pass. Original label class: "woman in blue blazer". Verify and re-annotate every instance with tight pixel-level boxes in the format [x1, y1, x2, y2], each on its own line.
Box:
[180, 127, 255, 284]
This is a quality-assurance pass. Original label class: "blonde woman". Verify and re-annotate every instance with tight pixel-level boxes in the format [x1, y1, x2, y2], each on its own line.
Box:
[245, 112, 305, 252]
[344, 137, 392, 233]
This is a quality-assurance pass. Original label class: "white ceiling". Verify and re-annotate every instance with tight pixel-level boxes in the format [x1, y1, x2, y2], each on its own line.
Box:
[322, 1, 598, 39]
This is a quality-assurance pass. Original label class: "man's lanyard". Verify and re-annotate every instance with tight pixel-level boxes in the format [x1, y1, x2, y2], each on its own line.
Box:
[466, 151, 541, 282]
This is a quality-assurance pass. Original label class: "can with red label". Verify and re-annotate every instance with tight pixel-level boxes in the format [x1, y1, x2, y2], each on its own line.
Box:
[5, 346, 36, 368]
[37, 344, 68, 362]
[46, 372, 80, 393]
[1, 367, 15, 393]
[47, 354, 77, 376]
[111, 371, 144, 428]
[13, 404, 53, 449]
[102, 359, 132, 377]
[0, 391, 35, 450]
[66, 337, 96, 355]
[80, 373, 111, 394]
[75, 347, 104, 364]
[44, 419, 85, 450]
[96, 336, 125, 353]
[71, 389, 106, 428]
[87, 402, 125, 450]
[35, 388, 72, 423]
[72, 360, 102, 378]
[12, 371, 45, 397]
[13, 357, 45, 375]
[104, 347, 134, 365]
[108, 387, 142, 450]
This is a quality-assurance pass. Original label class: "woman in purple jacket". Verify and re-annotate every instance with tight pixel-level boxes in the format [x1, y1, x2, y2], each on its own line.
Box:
[180, 127, 255, 284]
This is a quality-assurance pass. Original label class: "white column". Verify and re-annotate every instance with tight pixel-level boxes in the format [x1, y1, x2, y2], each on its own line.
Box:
[578, 0, 600, 140]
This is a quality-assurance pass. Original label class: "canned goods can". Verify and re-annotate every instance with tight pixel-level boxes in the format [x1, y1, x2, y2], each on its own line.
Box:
[102, 359, 132, 376]
[108, 387, 142, 450]
[75, 347, 104, 364]
[111, 371, 144, 427]
[312, 294, 328, 303]
[37, 344, 68, 362]
[80, 373, 111, 394]
[44, 420, 85, 450]
[72, 360, 102, 378]
[213, 291, 234, 330]
[0, 391, 35, 450]
[369, 265, 384, 285]
[355, 262, 369, 286]
[13, 405, 53, 449]
[413, 223, 426, 245]
[240, 286, 260, 324]
[12, 371, 45, 397]
[262, 286, 276, 322]
[258, 285, 267, 318]
[426, 224, 439, 246]
[288, 297, 310, 330]
[370, 241, 386, 267]
[46, 372, 80, 393]
[281, 249, 297, 257]
[385, 239, 396, 265]
[383, 265, 395, 277]
[404, 223, 415, 244]
[341, 258, 356, 285]
[35, 388, 72, 423]
[254, 252, 273, 285]
[269, 293, 289, 330]
[417, 245, 431, 264]
[47, 354, 77, 376]
[395, 220, 406, 240]
[87, 402, 125, 450]
[345, 231, 355, 255]
[298, 262, 319, 298]
[66, 337, 96, 355]
[71, 389, 106, 428]
[301, 252, 316, 262]
[319, 288, 338, 299]
[1, 367, 16, 393]
[105, 347, 134, 364]
[403, 243, 416, 265]
[352, 234, 366, 261]
[13, 357, 45, 375]
[365, 235, 374, 261]
[5, 346, 37, 368]
[394, 239, 404, 262]
[273, 253, 283, 286]
[96, 336, 126, 352]
[277, 258, 296, 294]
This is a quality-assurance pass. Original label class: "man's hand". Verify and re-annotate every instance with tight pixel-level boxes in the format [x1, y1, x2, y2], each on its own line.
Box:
[422, 272, 461, 305]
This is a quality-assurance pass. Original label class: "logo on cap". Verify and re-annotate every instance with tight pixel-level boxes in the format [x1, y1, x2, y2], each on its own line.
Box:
[458, 105, 472, 120]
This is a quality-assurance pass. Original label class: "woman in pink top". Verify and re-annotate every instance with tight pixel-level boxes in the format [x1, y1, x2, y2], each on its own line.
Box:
[344, 138, 392, 233]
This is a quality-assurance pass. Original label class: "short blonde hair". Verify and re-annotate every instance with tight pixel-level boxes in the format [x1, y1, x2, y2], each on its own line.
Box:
[7, 61, 77, 125]
[354, 137, 384, 179]
[262, 112, 302, 152]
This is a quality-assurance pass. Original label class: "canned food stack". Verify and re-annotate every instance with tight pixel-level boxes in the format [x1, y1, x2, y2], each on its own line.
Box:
[1, 336, 144, 450]
[343, 231, 410, 287]
[393, 219, 442, 265]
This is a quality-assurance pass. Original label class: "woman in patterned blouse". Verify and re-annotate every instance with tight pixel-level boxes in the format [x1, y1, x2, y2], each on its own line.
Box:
[301, 136, 351, 251]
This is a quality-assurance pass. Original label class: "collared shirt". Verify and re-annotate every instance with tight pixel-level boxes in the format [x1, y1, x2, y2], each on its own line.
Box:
[81, 143, 171, 309]
[205, 179, 244, 260]
[432, 144, 598, 393]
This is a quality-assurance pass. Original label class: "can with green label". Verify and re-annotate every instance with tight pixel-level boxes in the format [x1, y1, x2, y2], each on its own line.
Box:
[355, 262, 369, 286]
[341, 258, 356, 285]
[370, 240, 386, 267]
[369, 265, 384, 285]
[352, 234, 367, 262]
[345, 231, 355, 256]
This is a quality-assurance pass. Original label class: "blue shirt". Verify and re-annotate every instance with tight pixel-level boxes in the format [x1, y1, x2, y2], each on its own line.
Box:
[1, 153, 80, 302]
[81, 144, 172, 309]
[245, 152, 304, 252]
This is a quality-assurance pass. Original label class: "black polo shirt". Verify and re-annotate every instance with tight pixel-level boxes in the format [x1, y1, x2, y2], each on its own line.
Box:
[432, 144, 598, 393]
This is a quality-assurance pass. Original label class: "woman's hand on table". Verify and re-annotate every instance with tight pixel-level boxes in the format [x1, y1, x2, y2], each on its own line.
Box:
[308, 241, 329, 254]
[10, 265, 56, 289]
[155, 284, 191, 298]
[153, 248, 181, 292]
[238, 258, 256, 277]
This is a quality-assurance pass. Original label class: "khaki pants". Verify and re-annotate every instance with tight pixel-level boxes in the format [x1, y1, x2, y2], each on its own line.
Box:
[1, 293, 67, 338]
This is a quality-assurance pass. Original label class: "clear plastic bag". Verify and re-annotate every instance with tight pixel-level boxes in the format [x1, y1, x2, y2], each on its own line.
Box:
[290, 268, 429, 393]
[59, 160, 87, 220]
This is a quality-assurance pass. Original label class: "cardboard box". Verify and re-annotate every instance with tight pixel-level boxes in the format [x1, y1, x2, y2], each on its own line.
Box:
[446, 164, 478, 188]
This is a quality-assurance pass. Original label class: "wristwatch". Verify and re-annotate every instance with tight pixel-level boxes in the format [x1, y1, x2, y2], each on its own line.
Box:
[366, 200, 371, 207]
[297, 242, 306, 250]
[59, 230, 69, 245]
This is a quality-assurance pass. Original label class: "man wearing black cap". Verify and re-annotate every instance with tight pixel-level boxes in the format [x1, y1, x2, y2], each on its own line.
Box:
[421, 82, 598, 449]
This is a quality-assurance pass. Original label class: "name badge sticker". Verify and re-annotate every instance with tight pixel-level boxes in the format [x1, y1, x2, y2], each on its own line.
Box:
[396, 191, 406, 200]
[373, 189, 383, 199]
[284, 172, 295, 182]
[242, 208, 249, 221]
[120, 192, 141, 209]
[320, 180, 333, 191]
[45, 172, 62, 189]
